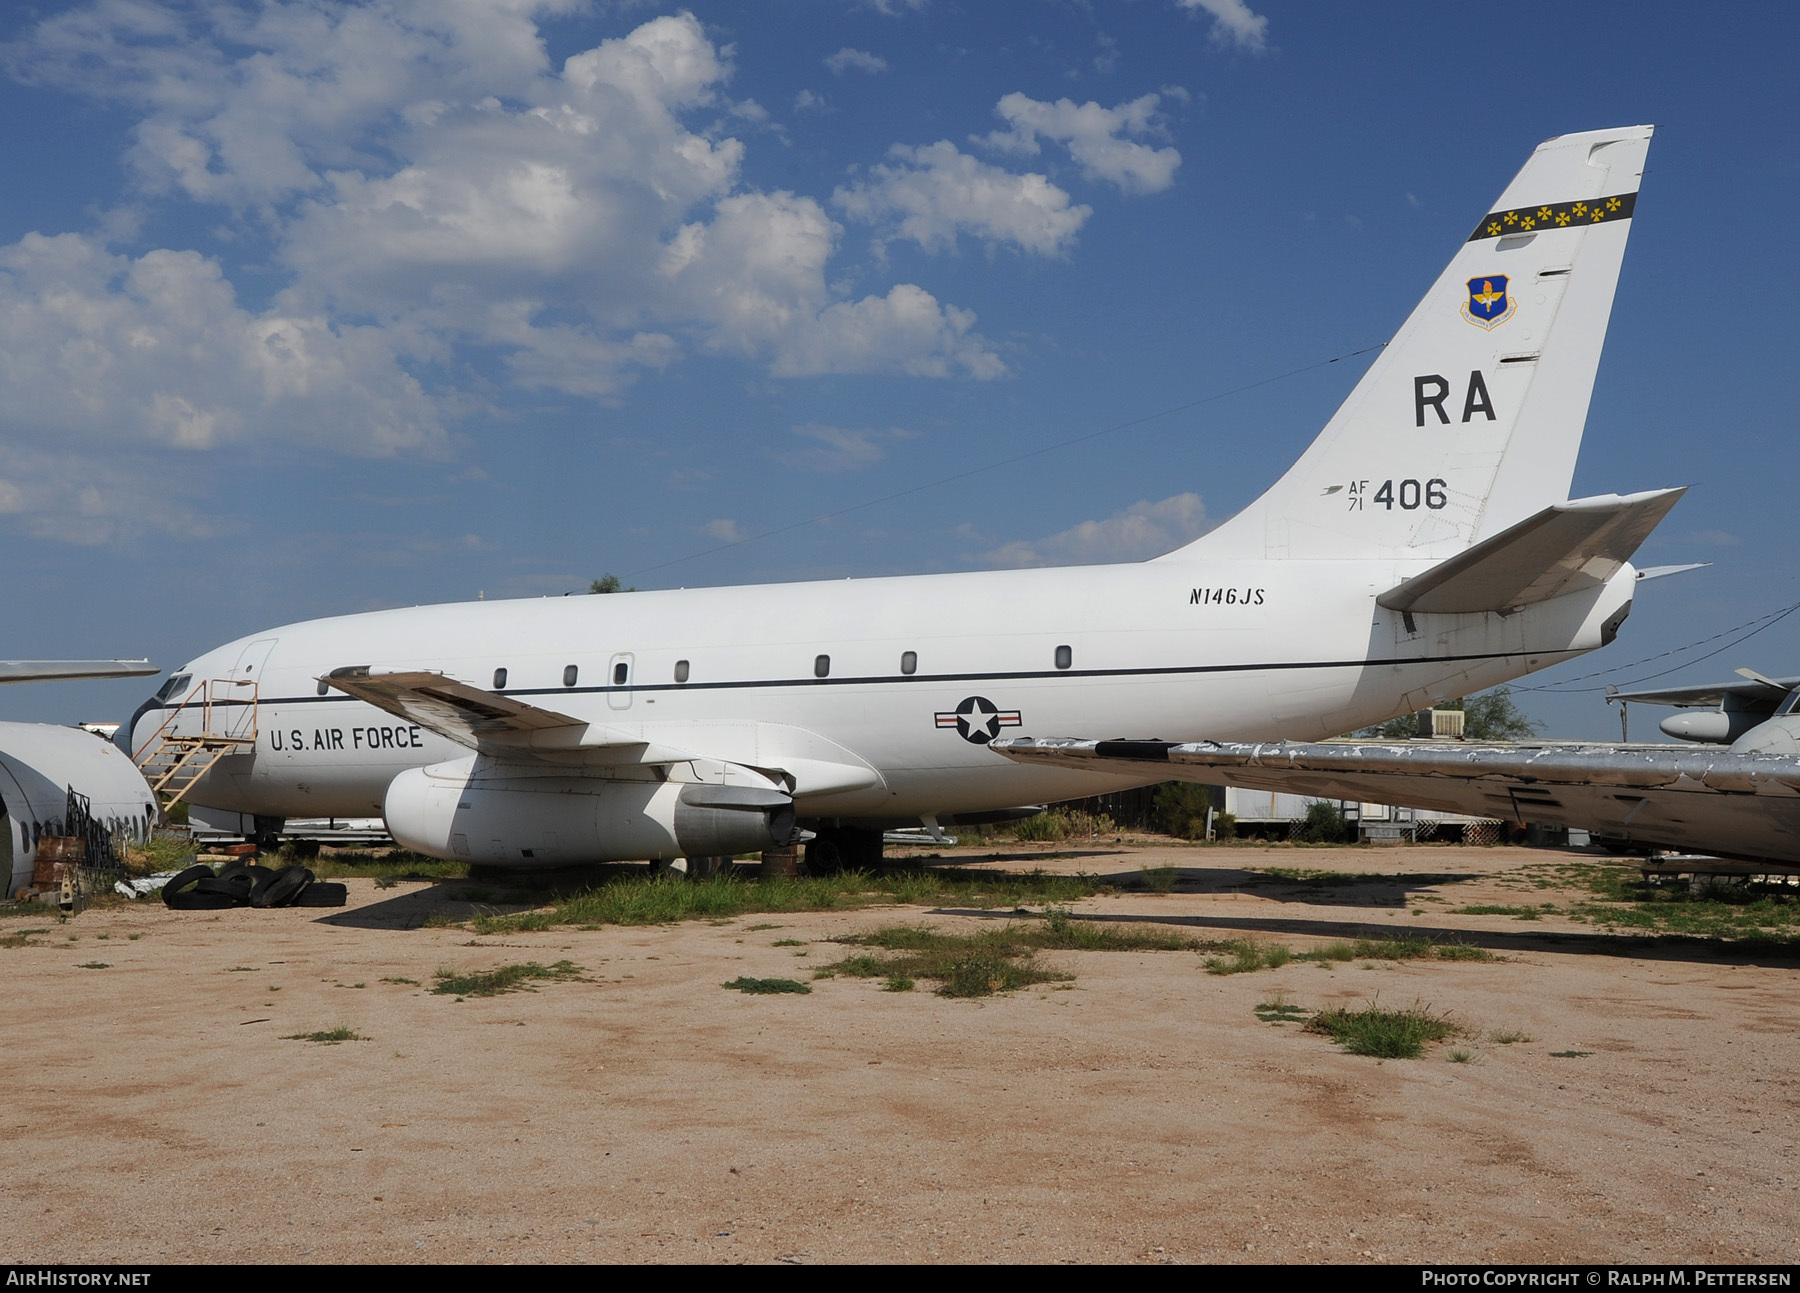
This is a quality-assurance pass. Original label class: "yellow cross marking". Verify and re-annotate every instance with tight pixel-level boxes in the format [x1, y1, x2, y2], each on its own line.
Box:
[1504, 211, 1518, 224]
[1606, 197, 1621, 211]
[1573, 202, 1588, 216]
[1555, 212, 1571, 225]
[1537, 207, 1552, 221]
[1520, 217, 1535, 230]
[1591, 208, 1605, 221]
[1487, 221, 1502, 235]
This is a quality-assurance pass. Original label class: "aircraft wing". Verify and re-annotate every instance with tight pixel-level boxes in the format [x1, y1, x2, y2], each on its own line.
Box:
[990, 736, 1800, 867]
[322, 666, 885, 796]
[1377, 488, 1685, 615]
[0, 659, 159, 684]
[323, 667, 696, 764]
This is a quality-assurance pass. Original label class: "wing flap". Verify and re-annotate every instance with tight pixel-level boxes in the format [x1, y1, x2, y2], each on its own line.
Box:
[1376, 488, 1686, 615]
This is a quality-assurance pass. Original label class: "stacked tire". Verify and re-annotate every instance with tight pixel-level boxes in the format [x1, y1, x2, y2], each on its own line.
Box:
[161, 861, 348, 910]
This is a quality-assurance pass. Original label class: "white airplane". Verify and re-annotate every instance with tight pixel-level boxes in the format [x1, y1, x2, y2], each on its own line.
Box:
[129, 125, 1677, 870]
[0, 659, 160, 900]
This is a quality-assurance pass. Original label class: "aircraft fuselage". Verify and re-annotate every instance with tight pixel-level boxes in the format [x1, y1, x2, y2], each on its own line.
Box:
[132, 556, 1634, 828]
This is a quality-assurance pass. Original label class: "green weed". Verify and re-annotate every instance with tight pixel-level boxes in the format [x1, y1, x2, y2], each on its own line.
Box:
[1254, 995, 1310, 1024]
[1204, 939, 1292, 975]
[1140, 865, 1179, 893]
[76, 961, 109, 969]
[470, 867, 1100, 933]
[431, 960, 583, 998]
[723, 977, 811, 995]
[1550, 1050, 1593, 1058]
[285, 1027, 365, 1044]
[1520, 863, 1800, 944]
[1307, 1002, 1457, 1059]
[1489, 1029, 1532, 1044]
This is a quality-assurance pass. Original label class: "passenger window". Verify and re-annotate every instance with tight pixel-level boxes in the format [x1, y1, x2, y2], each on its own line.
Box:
[612, 661, 628, 686]
[814, 654, 830, 678]
[1055, 645, 1072, 670]
[674, 660, 690, 683]
[901, 651, 917, 675]
[493, 668, 507, 690]
[563, 665, 579, 687]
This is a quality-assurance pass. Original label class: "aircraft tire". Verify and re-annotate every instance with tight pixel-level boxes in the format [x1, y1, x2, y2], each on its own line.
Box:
[196, 874, 254, 906]
[293, 882, 347, 907]
[251, 866, 314, 908]
[161, 864, 215, 908]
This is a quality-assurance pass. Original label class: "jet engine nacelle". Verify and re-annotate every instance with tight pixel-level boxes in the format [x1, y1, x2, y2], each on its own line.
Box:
[1658, 710, 1766, 744]
[383, 757, 795, 866]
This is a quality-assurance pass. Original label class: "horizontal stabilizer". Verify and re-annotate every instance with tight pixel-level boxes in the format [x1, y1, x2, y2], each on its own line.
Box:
[1613, 673, 1800, 710]
[1376, 487, 1685, 615]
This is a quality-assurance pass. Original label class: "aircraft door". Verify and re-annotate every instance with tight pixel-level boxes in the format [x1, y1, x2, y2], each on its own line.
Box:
[223, 638, 278, 739]
[608, 653, 634, 711]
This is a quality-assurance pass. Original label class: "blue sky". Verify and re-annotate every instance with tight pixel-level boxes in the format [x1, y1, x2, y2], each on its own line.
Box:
[0, 0, 1794, 737]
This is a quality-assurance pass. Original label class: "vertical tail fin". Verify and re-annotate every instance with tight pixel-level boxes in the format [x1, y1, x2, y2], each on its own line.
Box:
[1172, 125, 1653, 562]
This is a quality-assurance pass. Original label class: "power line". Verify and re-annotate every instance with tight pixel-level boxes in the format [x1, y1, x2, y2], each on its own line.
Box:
[626, 341, 1387, 581]
[1513, 598, 1800, 695]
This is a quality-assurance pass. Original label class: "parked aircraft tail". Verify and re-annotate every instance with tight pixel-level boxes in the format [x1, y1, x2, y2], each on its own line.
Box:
[1171, 125, 1654, 563]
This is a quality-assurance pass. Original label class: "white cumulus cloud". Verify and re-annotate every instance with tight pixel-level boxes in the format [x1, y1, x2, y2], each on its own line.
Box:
[983, 93, 1181, 195]
[1177, 0, 1270, 51]
[776, 424, 908, 473]
[983, 494, 1208, 567]
[825, 47, 888, 75]
[0, 231, 442, 456]
[835, 141, 1090, 257]
[0, 3, 1003, 492]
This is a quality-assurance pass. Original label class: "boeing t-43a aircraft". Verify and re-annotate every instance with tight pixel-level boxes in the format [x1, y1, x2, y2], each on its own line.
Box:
[130, 125, 1676, 869]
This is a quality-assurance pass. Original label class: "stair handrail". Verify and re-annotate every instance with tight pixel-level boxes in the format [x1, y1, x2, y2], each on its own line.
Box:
[202, 678, 258, 744]
[132, 678, 259, 763]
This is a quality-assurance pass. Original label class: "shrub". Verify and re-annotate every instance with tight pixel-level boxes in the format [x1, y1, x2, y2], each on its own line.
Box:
[1292, 800, 1349, 844]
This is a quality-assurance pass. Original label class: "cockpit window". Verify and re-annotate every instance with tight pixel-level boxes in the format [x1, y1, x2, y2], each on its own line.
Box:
[155, 673, 192, 703]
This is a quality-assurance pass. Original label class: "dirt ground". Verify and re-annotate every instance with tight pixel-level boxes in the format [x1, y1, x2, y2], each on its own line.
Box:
[2, 840, 1795, 1265]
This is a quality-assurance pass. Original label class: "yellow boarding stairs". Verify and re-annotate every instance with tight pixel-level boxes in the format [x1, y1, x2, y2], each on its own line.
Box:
[133, 679, 259, 813]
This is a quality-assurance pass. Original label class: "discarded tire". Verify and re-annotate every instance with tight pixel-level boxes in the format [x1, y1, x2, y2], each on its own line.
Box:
[250, 865, 314, 909]
[293, 882, 347, 907]
[196, 874, 254, 905]
[161, 864, 215, 908]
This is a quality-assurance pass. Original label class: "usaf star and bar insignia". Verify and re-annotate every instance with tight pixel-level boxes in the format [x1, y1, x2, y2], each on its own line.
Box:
[936, 696, 1022, 745]
[1467, 191, 1636, 241]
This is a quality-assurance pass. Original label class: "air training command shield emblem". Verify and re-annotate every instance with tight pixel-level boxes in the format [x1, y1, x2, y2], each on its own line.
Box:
[1461, 275, 1514, 330]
